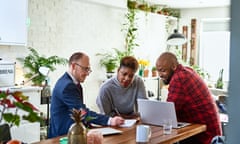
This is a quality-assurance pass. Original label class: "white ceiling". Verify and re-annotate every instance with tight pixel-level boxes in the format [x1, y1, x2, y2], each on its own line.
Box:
[150, 0, 230, 8]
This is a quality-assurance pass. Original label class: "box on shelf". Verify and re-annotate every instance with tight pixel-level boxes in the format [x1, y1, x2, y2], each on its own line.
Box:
[0, 60, 15, 87]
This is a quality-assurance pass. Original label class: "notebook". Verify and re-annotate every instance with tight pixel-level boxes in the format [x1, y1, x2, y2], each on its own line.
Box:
[137, 99, 190, 128]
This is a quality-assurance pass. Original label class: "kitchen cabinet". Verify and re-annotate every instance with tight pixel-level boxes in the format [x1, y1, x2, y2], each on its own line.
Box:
[0, 0, 28, 45]
[0, 86, 42, 143]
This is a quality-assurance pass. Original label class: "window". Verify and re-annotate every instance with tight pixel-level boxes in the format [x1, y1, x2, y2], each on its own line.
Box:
[199, 18, 230, 88]
[0, 0, 28, 45]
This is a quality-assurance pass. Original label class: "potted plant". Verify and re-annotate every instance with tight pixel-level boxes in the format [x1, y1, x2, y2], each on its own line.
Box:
[127, 0, 138, 9]
[0, 90, 42, 142]
[138, 59, 150, 77]
[96, 52, 119, 79]
[17, 47, 68, 86]
[216, 69, 224, 89]
[151, 66, 157, 77]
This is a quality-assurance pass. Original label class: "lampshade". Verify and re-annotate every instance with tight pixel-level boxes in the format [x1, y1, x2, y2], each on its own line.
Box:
[22, 66, 50, 85]
[39, 66, 50, 76]
[166, 29, 187, 46]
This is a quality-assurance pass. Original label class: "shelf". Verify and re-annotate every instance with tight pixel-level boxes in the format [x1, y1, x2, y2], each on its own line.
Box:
[209, 88, 228, 96]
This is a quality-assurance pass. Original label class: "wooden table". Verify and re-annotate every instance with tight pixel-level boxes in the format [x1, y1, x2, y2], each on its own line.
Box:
[33, 123, 206, 144]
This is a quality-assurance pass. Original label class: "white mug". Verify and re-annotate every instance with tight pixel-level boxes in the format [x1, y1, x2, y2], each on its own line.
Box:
[136, 125, 151, 142]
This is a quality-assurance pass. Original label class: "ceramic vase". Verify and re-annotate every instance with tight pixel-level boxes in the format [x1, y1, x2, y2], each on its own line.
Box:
[0, 124, 11, 143]
[143, 69, 149, 77]
[152, 70, 157, 77]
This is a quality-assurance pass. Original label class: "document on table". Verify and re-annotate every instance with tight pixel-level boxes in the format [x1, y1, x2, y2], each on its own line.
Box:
[120, 119, 137, 127]
[93, 127, 123, 135]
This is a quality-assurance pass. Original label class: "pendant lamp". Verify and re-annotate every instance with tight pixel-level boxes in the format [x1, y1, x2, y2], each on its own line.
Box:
[167, 29, 187, 46]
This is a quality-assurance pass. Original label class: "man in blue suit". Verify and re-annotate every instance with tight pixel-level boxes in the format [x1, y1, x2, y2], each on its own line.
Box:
[48, 52, 124, 138]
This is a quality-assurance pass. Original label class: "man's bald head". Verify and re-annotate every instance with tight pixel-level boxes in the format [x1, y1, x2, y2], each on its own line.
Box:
[157, 52, 179, 68]
[156, 52, 179, 84]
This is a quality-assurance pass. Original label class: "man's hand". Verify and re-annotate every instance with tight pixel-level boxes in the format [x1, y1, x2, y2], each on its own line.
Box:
[110, 116, 125, 126]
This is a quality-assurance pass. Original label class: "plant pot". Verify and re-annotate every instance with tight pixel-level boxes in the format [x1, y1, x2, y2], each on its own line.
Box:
[138, 4, 151, 12]
[143, 69, 149, 77]
[152, 70, 158, 77]
[127, 0, 138, 9]
[106, 72, 115, 79]
[0, 124, 11, 142]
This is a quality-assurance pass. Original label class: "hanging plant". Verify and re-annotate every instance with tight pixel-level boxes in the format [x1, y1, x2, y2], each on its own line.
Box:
[122, 8, 139, 56]
[97, 2, 140, 72]
[127, 0, 138, 9]
[127, 0, 180, 18]
[161, 8, 181, 18]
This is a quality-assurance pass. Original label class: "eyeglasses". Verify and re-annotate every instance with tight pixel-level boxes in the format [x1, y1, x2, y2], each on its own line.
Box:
[75, 63, 92, 73]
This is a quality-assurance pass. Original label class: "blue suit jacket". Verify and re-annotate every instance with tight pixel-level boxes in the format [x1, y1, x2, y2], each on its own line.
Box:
[48, 72, 109, 138]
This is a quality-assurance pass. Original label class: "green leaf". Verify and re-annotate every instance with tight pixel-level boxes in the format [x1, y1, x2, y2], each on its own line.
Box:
[14, 102, 34, 113]
[22, 112, 43, 123]
[3, 113, 21, 126]
[85, 116, 96, 122]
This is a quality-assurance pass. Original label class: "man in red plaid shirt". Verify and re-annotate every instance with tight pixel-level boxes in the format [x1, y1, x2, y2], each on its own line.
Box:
[156, 52, 222, 144]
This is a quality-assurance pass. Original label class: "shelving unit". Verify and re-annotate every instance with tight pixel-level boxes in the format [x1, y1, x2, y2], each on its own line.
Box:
[142, 77, 161, 100]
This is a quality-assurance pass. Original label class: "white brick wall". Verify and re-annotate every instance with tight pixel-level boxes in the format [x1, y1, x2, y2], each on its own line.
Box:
[0, 0, 126, 111]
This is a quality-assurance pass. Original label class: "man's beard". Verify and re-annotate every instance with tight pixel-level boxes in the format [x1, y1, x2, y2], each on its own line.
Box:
[162, 70, 174, 85]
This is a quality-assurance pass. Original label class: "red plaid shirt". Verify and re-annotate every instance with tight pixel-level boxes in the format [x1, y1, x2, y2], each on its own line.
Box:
[167, 64, 222, 144]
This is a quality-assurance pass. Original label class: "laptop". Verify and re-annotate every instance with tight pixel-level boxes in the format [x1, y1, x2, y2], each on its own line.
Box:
[137, 99, 190, 128]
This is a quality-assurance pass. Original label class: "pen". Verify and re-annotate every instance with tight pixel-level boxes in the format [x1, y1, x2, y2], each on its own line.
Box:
[114, 107, 121, 117]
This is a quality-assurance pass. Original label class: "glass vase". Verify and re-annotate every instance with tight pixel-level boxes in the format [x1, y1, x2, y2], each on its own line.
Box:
[139, 68, 143, 77]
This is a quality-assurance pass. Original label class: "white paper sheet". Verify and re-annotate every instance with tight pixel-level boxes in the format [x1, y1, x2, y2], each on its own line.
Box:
[120, 119, 137, 127]
[93, 127, 122, 135]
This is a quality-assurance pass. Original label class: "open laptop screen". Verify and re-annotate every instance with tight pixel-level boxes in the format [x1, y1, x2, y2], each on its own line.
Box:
[137, 99, 190, 128]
